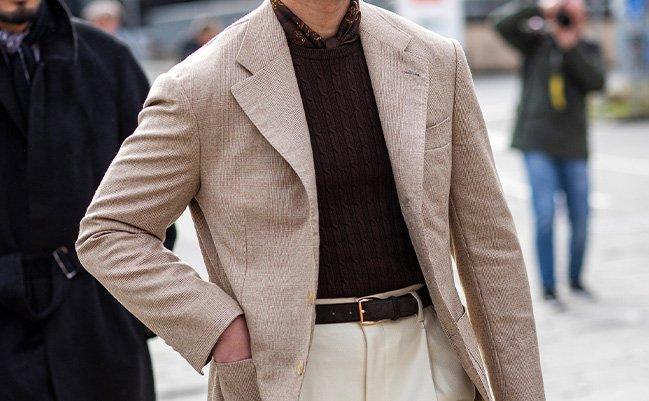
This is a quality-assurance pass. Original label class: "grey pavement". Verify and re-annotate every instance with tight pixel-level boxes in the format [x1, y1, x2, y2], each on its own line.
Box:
[147, 73, 649, 401]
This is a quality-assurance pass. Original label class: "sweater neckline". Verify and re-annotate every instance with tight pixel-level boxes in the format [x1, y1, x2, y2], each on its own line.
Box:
[288, 39, 363, 60]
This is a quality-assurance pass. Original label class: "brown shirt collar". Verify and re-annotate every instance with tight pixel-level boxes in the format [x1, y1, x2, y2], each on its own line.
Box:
[271, 0, 361, 49]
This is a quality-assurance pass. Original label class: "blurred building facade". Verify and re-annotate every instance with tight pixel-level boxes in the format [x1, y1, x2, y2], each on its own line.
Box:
[72, 0, 621, 74]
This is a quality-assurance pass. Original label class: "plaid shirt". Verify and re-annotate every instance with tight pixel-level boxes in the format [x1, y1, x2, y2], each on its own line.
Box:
[271, 0, 361, 49]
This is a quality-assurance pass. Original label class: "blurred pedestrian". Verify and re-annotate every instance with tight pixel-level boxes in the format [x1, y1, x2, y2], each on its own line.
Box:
[76, 0, 544, 400]
[492, 0, 605, 305]
[178, 18, 220, 61]
[0, 0, 175, 399]
[82, 0, 150, 59]
[81, 0, 123, 35]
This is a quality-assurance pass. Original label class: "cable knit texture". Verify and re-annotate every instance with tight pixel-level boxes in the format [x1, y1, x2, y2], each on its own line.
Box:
[289, 41, 425, 298]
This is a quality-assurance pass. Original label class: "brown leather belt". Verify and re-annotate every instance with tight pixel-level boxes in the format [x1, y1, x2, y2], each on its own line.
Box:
[315, 286, 433, 325]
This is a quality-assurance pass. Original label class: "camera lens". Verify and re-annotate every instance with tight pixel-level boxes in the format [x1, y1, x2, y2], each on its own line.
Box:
[556, 9, 572, 27]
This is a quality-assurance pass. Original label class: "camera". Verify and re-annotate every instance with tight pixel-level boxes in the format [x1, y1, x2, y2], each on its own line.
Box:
[556, 8, 572, 27]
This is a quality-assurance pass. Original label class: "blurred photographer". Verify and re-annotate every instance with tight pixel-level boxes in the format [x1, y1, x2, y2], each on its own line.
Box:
[492, 1, 605, 306]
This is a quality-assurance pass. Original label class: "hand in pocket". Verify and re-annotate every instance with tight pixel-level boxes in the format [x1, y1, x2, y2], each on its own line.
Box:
[212, 315, 252, 363]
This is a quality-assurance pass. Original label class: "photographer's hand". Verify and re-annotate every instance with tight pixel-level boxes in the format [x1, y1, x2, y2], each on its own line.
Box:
[540, 0, 562, 20]
[546, 0, 586, 50]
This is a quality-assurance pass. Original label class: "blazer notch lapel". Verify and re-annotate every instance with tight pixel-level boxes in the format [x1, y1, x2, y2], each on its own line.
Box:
[231, 56, 315, 180]
[360, 21, 430, 222]
[235, 0, 286, 75]
[231, 23, 317, 215]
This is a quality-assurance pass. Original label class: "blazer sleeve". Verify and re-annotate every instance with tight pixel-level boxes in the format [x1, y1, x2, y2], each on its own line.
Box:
[76, 72, 243, 373]
[447, 40, 546, 401]
[114, 44, 179, 252]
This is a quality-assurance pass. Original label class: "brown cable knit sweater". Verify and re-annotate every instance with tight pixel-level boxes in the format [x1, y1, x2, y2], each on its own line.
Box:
[289, 40, 426, 298]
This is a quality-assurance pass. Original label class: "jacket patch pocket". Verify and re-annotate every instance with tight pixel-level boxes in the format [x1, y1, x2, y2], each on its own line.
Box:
[424, 117, 451, 150]
[216, 358, 261, 401]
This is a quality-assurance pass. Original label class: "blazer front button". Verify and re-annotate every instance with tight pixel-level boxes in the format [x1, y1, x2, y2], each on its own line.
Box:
[296, 361, 305, 376]
[307, 291, 316, 305]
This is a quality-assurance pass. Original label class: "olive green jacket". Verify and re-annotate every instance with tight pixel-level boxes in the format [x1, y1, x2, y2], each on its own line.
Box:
[492, 1, 605, 159]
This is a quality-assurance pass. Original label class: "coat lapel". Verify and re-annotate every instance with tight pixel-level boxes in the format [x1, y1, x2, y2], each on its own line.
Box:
[231, 1, 318, 215]
[359, 2, 430, 221]
[0, 69, 27, 135]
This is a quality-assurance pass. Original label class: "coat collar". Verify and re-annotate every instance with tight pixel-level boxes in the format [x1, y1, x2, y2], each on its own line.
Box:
[39, 0, 78, 63]
[232, 0, 430, 223]
[0, 0, 77, 136]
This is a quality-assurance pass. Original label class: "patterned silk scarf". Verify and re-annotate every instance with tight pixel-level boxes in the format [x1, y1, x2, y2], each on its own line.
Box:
[0, 30, 29, 55]
[271, 0, 361, 49]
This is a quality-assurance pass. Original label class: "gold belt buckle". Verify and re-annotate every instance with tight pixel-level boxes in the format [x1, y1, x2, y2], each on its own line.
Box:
[357, 297, 380, 326]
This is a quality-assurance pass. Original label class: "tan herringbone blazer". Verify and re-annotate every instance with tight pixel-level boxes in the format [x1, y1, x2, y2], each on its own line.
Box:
[76, 1, 545, 400]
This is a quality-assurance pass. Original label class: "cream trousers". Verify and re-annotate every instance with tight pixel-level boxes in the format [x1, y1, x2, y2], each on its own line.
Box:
[299, 285, 476, 401]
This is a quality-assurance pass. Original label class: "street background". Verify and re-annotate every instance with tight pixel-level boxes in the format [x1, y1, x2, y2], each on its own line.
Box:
[144, 71, 649, 401]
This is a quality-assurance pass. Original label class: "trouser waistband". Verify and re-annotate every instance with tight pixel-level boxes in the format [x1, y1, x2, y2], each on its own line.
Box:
[315, 284, 432, 325]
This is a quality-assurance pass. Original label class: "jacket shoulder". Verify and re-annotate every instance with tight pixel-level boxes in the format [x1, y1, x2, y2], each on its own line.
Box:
[365, 4, 456, 63]
[165, 15, 250, 86]
[152, 15, 250, 111]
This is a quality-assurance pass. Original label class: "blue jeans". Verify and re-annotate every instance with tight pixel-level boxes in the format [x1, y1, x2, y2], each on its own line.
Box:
[523, 151, 590, 290]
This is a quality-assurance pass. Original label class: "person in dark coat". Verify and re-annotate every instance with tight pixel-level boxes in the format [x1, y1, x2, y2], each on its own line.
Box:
[492, 0, 605, 305]
[0, 0, 175, 399]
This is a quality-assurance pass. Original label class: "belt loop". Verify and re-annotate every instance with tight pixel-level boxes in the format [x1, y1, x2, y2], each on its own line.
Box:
[389, 297, 400, 321]
[409, 290, 425, 323]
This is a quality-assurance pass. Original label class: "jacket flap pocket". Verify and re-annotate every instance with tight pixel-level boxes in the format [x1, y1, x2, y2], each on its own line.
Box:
[216, 358, 261, 401]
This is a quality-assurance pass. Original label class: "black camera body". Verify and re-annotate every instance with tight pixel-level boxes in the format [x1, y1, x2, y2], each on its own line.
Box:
[556, 8, 572, 27]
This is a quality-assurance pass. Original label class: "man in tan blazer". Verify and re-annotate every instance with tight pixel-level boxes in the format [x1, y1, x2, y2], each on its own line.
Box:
[76, 0, 545, 400]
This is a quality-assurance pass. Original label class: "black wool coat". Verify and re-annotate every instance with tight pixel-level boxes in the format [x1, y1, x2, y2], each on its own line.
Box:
[0, 0, 175, 399]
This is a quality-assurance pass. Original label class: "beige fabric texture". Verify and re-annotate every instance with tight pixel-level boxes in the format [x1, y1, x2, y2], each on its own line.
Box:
[299, 285, 475, 401]
[76, 1, 545, 400]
